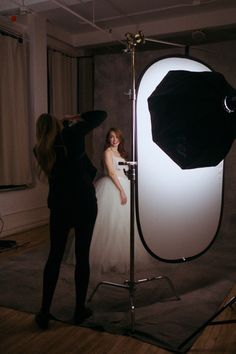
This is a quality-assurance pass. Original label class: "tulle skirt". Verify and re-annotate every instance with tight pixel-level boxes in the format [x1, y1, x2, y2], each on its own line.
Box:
[64, 175, 156, 284]
[90, 176, 130, 275]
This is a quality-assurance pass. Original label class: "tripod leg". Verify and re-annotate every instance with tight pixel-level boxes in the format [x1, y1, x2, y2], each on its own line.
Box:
[88, 281, 128, 303]
[87, 282, 103, 303]
[136, 275, 180, 300]
[157, 275, 180, 300]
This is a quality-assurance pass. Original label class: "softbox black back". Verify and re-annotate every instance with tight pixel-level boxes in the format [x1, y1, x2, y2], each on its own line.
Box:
[148, 70, 235, 169]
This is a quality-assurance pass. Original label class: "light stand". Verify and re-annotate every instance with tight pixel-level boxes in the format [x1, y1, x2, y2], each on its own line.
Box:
[88, 31, 180, 333]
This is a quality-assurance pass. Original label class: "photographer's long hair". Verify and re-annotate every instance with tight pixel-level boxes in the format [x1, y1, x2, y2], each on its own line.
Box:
[34, 113, 63, 180]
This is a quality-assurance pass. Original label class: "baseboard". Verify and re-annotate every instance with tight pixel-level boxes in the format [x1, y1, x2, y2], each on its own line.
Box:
[0, 206, 49, 237]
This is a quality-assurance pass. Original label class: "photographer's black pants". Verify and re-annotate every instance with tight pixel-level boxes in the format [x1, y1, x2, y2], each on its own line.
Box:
[40, 197, 97, 314]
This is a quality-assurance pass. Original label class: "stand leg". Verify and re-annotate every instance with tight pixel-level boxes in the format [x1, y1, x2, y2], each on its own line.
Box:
[87, 280, 129, 303]
[87, 274, 180, 334]
[135, 275, 180, 300]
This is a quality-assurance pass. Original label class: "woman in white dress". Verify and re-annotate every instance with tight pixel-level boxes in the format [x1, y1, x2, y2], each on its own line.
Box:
[65, 128, 155, 283]
[89, 127, 130, 279]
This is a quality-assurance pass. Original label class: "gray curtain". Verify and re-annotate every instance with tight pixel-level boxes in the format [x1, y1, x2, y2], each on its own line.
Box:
[0, 34, 32, 186]
[47, 49, 77, 119]
[47, 51, 94, 159]
[78, 56, 94, 158]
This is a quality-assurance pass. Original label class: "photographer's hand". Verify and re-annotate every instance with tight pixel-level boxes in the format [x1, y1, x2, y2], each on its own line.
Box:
[64, 114, 82, 120]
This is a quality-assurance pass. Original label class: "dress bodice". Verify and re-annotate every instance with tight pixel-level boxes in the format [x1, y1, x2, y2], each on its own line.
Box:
[105, 155, 127, 178]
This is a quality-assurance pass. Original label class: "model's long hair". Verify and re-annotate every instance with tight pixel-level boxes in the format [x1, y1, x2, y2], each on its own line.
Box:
[34, 113, 63, 179]
[104, 127, 128, 159]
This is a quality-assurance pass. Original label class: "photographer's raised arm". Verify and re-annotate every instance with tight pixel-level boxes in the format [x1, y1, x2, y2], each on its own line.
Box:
[68, 110, 107, 135]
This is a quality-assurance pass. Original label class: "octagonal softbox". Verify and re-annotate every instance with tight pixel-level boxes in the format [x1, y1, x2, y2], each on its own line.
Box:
[148, 70, 235, 169]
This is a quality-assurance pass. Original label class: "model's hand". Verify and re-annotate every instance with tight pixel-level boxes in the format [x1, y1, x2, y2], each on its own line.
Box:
[120, 190, 127, 205]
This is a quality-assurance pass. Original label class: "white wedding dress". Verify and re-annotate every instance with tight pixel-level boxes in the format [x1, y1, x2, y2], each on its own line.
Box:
[64, 154, 156, 284]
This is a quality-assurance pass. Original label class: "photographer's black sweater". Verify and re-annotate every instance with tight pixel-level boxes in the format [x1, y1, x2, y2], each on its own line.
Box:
[48, 110, 107, 209]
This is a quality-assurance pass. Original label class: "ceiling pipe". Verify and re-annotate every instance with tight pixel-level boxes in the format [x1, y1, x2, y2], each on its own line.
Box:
[51, 0, 125, 45]
[51, 1, 185, 50]
[96, 0, 217, 24]
[145, 37, 185, 48]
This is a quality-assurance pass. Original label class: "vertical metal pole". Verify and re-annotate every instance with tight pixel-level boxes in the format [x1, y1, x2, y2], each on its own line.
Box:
[88, 33, 180, 334]
[129, 47, 136, 333]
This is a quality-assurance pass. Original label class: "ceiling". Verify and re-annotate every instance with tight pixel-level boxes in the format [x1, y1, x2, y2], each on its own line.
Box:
[1, 0, 236, 52]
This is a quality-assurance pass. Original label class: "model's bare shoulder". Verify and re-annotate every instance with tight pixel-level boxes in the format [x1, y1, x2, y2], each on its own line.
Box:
[104, 147, 112, 155]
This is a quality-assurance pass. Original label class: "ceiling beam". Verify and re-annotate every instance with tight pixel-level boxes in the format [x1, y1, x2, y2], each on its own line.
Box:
[72, 7, 236, 48]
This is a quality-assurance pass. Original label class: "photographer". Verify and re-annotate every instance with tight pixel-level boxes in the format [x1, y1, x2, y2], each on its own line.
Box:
[34, 110, 107, 329]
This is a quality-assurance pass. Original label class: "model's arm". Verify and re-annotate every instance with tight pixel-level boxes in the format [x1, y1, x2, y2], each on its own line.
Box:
[104, 149, 127, 205]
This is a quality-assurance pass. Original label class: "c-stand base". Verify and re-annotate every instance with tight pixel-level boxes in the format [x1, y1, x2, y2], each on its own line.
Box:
[88, 275, 180, 333]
